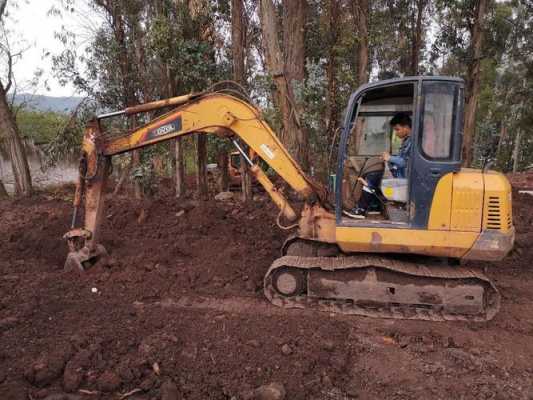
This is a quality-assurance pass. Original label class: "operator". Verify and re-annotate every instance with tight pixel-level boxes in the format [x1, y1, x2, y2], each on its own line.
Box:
[382, 112, 412, 178]
[345, 112, 412, 219]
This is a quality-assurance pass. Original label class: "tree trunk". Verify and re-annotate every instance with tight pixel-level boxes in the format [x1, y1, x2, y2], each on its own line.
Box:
[0, 82, 32, 196]
[495, 122, 507, 169]
[282, 0, 308, 170]
[410, 0, 427, 75]
[463, 0, 487, 167]
[282, 0, 306, 84]
[353, 0, 369, 86]
[326, 0, 340, 140]
[512, 129, 522, 173]
[240, 154, 253, 202]
[0, 178, 8, 198]
[231, 0, 246, 87]
[99, 2, 143, 196]
[259, 0, 309, 169]
[113, 158, 131, 196]
[232, 0, 253, 202]
[165, 64, 186, 198]
[132, 150, 143, 200]
[175, 138, 186, 197]
[196, 134, 208, 200]
[218, 150, 229, 192]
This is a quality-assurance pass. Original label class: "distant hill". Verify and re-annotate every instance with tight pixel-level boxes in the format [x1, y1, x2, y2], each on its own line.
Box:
[13, 94, 84, 114]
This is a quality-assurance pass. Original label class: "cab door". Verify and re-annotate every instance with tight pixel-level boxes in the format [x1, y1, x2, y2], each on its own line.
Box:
[409, 80, 464, 228]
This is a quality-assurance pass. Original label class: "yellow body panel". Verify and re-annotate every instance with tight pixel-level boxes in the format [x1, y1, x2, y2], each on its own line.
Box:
[428, 173, 453, 230]
[336, 226, 479, 258]
[450, 170, 483, 232]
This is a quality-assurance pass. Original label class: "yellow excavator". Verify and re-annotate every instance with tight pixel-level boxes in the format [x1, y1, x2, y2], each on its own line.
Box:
[64, 76, 514, 322]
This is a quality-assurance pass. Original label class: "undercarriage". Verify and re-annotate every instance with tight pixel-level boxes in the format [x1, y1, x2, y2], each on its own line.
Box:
[264, 239, 500, 322]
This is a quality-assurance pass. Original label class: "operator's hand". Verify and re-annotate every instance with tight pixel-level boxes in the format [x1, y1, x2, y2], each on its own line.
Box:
[382, 152, 390, 162]
[357, 177, 369, 186]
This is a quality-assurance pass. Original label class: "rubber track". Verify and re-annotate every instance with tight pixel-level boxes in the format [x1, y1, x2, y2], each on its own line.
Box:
[264, 255, 500, 322]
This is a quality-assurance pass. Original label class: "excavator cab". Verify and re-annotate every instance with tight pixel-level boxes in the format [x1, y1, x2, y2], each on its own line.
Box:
[336, 77, 463, 228]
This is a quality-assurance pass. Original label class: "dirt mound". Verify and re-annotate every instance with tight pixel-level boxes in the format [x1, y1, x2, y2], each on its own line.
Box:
[1, 185, 533, 399]
[507, 171, 533, 190]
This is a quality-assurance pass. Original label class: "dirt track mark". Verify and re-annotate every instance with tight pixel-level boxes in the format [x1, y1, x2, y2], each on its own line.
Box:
[148, 295, 314, 317]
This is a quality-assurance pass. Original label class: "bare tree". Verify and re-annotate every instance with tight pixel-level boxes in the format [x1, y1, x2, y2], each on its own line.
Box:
[463, 0, 488, 166]
[0, 0, 32, 196]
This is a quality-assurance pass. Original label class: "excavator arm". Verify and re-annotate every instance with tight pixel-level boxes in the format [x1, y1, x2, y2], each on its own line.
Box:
[64, 92, 335, 271]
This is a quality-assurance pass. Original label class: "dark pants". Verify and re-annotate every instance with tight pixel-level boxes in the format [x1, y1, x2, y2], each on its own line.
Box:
[357, 171, 383, 211]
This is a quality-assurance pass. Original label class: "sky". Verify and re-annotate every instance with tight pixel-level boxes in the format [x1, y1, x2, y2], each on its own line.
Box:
[4, 0, 100, 98]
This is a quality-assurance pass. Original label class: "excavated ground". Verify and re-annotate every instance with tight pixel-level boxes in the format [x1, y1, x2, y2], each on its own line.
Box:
[1, 175, 533, 400]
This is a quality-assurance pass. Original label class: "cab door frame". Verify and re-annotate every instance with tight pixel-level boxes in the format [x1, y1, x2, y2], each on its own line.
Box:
[335, 76, 464, 229]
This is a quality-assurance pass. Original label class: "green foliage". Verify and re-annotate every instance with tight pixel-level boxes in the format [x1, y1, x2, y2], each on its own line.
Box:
[16, 109, 68, 144]
[47, 0, 533, 180]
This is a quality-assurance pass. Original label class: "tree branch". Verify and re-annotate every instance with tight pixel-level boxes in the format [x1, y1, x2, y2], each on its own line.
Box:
[0, 0, 7, 20]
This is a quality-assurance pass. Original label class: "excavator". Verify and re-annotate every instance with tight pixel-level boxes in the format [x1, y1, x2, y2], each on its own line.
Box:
[64, 76, 515, 322]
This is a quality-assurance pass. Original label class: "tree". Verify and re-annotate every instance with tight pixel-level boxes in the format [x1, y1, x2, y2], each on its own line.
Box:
[196, 134, 208, 199]
[259, 0, 309, 170]
[231, 0, 253, 201]
[325, 0, 340, 140]
[352, 0, 370, 85]
[0, 0, 32, 196]
[462, 0, 488, 166]
[410, 0, 428, 75]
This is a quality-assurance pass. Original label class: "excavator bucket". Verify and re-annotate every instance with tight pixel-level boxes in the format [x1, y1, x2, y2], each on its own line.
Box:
[63, 229, 109, 272]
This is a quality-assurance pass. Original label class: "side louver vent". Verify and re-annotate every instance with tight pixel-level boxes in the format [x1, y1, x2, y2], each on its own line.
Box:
[487, 196, 502, 230]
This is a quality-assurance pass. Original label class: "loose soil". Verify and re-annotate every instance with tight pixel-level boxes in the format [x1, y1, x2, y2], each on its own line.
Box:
[1, 178, 533, 400]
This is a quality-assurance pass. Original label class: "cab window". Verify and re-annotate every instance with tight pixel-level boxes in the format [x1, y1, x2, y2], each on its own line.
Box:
[347, 83, 414, 158]
[421, 82, 456, 159]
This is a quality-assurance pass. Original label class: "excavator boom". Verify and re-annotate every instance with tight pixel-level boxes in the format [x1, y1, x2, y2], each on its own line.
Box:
[64, 92, 334, 272]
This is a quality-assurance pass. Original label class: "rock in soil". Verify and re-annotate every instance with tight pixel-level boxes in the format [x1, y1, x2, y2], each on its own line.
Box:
[281, 344, 292, 355]
[214, 191, 234, 201]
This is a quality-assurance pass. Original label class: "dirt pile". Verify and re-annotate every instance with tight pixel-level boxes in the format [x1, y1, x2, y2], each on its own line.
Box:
[1, 185, 533, 399]
[507, 171, 533, 190]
